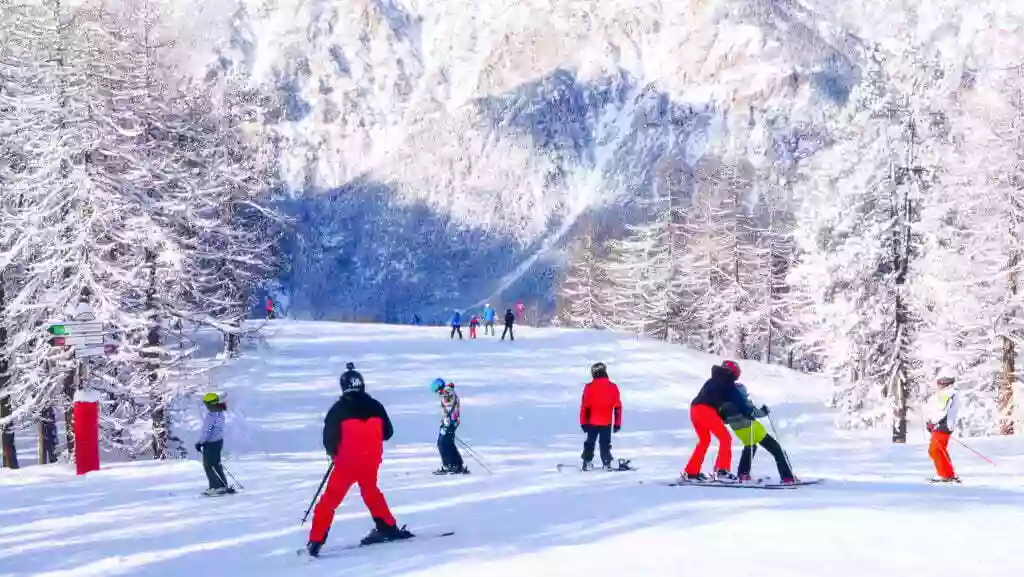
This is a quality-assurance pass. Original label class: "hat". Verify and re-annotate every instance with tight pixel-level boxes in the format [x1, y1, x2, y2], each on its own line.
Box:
[721, 360, 741, 379]
[346, 362, 355, 370]
[590, 362, 608, 379]
[936, 376, 956, 386]
[430, 378, 446, 394]
[202, 392, 220, 405]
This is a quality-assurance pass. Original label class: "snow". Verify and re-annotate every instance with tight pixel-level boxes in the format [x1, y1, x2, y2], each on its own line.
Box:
[2, 322, 1023, 577]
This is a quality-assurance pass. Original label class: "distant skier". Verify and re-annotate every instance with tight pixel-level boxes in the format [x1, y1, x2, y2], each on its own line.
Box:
[579, 362, 624, 470]
[501, 308, 515, 341]
[340, 362, 364, 392]
[450, 310, 463, 340]
[265, 297, 275, 320]
[683, 361, 743, 482]
[516, 301, 525, 325]
[195, 392, 234, 496]
[925, 375, 960, 483]
[720, 383, 795, 484]
[469, 315, 480, 339]
[431, 378, 467, 474]
[413, 314, 422, 326]
[306, 369, 412, 557]
[482, 304, 496, 336]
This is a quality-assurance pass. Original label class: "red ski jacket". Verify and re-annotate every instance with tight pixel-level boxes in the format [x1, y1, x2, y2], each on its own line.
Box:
[323, 391, 394, 466]
[580, 377, 622, 427]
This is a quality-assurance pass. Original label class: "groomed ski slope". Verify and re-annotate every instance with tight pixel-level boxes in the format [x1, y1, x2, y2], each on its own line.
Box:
[3, 322, 1023, 577]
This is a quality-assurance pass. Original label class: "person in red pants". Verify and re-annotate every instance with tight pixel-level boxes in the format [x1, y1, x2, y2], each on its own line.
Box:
[306, 368, 412, 557]
[683, 361, 744, 482]
[926, 375, 960, 483]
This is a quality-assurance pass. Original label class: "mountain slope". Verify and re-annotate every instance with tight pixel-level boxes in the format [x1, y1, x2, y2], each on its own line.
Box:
[2, 322, 1022, 577]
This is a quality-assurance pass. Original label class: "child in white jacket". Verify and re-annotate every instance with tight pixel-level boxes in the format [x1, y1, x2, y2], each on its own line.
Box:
[196, 392, 233, 495]
[925, 376, 959, 483]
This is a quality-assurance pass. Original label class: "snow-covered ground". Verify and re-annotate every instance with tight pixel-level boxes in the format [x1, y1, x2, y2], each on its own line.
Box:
[3, 322, 1022, 577]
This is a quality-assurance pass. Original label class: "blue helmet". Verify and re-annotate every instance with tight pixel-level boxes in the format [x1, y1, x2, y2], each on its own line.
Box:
[430, 378, 446, 394]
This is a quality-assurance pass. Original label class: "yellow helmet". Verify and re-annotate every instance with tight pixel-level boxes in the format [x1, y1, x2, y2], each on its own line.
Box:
[202, 392, 220, 405]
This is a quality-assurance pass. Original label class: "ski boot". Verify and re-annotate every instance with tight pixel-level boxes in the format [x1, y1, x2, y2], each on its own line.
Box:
[616, 459, 632, 471]
[779, 476, 799, 485]
[737, 473, 753, 483]
[305, 540, 323, 558]
[581, 460, 595, 472]
[202, 487, 231, 497]
[713, 470, 738, 483]
[681, 472, 709, 483]
[360, 518, 415, 546]
[449, 464, 471, 475]
[432, 466, 450, 475]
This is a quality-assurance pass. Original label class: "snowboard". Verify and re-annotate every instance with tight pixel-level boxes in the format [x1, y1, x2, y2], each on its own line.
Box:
[659, 477, 823, 489]
[297, 530, 455, 558]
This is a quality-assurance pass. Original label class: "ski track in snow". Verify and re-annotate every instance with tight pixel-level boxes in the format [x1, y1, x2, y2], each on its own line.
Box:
[2, 322, 1023, 577]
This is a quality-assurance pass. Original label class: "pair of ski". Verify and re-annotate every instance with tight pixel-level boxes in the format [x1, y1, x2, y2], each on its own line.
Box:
[661, 476, 823, 489]
[556, 459, 635, 473]
[297, 530, 455, 558]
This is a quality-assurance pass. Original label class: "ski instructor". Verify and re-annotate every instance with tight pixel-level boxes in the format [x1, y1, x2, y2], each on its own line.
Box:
[306, 365, 412, 557]
[683, 360, 743, 482]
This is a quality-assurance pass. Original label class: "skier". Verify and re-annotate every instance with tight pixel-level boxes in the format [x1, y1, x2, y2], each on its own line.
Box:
[195, 392, 234, 496]
[449, 310, 463, 340]
[469, 314, 480, 339]
[306, 370, 412, 557]
[413, 314, 422, 326]
[720, 383, 795, 484]
[483, 304, 496, 336]
[516, 301, 526, 325]
[501, 308, 515, 341]
[430, 378, 467, 474]
[683, 361, 743, 482]
[579, 362, 624, 470]
[925, 375, 960, 483]
[265, 297, 275, 320]
[340, 362, 364, 392]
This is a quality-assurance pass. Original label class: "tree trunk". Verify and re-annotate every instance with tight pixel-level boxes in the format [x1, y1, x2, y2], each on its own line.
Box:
[0, 279, 18, 469]
[38, 406, 58, 464]
[999, 337, 1017, 435]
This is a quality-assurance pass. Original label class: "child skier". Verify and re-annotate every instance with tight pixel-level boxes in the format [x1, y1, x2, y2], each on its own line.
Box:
[469, 315, 480, 339]
[720, 383, 795, 484]
[450, 310, 463, 340]
[483, 304, 496, 336]
[306, 371, 412, 557]
[579, 362, 626, 471]
[265, 297, 275, 320]
[431, 378, 467, 474]
[195, 393, 234, 496]
[501, 308, 515, 341]
[683, 361, 743, 482]
[925, 375, 960, 483]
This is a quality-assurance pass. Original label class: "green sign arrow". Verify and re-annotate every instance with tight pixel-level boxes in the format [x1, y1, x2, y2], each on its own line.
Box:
[47, 325, 68, 336]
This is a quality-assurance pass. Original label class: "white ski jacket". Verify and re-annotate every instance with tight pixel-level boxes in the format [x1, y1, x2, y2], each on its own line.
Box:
[925, 388, 958, 434]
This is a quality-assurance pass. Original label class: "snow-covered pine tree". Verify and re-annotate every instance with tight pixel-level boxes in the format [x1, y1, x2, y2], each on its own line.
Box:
[557, 220, 607, 329]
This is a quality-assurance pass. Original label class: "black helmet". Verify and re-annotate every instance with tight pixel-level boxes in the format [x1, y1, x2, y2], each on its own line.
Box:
[591, 362, 608, 379]
[340, 369, 364, 393]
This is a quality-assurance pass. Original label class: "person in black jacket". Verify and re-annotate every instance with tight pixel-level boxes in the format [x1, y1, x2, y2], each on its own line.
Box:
[682, 361, 746, 482]
[307, 367, 411, 557]
[501, 308, 515, 341]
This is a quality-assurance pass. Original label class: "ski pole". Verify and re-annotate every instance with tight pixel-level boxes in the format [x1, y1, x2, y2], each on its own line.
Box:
[952, 436, 997, 465]
[301, 462, 334, 525]
[455, 435, 494, 475]
[765, 413, 796, 477]
[223, 464, 245, 490]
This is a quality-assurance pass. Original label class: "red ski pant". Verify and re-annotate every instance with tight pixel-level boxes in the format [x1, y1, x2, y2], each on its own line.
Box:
[309, 461, 395, 543]
[469, 326, 477, 338]
[928, 431, 956, 479]
[685, 404, 732, 475]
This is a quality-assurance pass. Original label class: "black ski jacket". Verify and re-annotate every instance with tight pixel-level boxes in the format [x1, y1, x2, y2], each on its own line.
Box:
[691, 365, 747, 412]
[504, 311, 515, 326]
[323, 391, 394, 456]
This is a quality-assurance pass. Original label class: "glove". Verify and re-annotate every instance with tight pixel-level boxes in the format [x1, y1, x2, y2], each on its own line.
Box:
[195, 442, 203, 453]
[760, 404, 770, 416]
[926, 422, 935, 433]
[613, 425, 621, 433]
[580, 424, 588, 433]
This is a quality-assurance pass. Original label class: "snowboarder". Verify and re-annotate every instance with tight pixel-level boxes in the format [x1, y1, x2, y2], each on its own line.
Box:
[683, 361, 743, 482]
[450, 311, 463, 340]
[195, 392, 233, 496]
[926, 375, 960, 483]
[579, 362, 623, 470]
[340, 362, 364, 392]
[430, 378, 467, 474]
[501, 308, 515, 341]
[483, 304, 496, 336]
[720, 383, 795, 484]
[265, 297, 275, 320]
[306, 370, 412, 557]
[469, 315, 480, 339]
